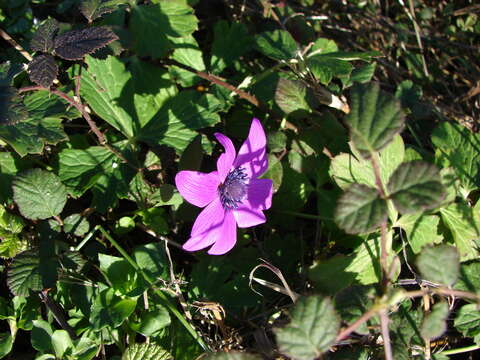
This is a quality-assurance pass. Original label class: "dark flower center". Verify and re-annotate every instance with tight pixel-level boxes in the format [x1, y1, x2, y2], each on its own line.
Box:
[219, 167, 248, 209]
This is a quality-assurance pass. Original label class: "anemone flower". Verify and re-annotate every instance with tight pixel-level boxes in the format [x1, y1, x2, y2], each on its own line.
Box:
[175, 118, 273, 255]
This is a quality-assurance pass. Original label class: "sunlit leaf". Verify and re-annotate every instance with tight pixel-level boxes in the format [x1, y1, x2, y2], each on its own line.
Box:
[255, 30, 298, 61]
[122, 343, 172, 360]
[454, 304, 480, 337]
[275, 296, 339, 360]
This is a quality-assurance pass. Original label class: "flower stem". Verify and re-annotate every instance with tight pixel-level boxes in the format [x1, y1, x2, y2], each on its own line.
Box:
[97, 226, 209, 351]
[438, 344, 480, 356]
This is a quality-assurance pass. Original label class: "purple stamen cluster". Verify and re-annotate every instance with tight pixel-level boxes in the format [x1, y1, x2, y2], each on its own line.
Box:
[218, 167, 248, 209]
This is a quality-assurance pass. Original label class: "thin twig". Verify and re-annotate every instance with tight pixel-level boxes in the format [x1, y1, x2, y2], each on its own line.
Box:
[163, 59, 261, 108]
[0, 28, 32, 61]
[335, 306, 379, 343]
[380, 310, 394, 360]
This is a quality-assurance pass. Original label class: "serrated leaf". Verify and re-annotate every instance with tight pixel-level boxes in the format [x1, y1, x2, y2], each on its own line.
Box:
[431, 122, 480, 194]
[387, 161, 446, 214]
[454, 304, 480, 337]
[346, 82, 405, 159]
[0, 85, 28, 125]
[204, 353, 262, 360]
[24, 89, 79, 121]
[440, 202, 480, 261]
[421, 302, 448, 340]
[255, 30, 298, 61]
[335, 183, 387, 234]
[30, 18, 59, 53]
[130, 2, 198, 59]
[138, 90, 223, 152]
[27, 54, 58, 88]
[122, 343, 172, 360]
[210, 20, 251, 72]
[54, 26, 118, 60]
[275, 296, 339, 360]
[13, 169, 67, 220]
[396, 213, 442, 253]
[455, 262, 480, 293]
[80, 55, 135, 137]
[80, 0, 126, 22]
[274, 78, 317, 115]
[7, 249, 42, 296]
[416, 245, 460, 286]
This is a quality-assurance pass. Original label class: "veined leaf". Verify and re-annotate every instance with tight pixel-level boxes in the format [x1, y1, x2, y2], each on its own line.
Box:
[345, 82, 405, 159]
[80, 0, 127, 22]
[454, 304, 480, 337]
[204, 353, 262, 360]
[396, 213, 442, 253]
[122, 343, 172, 360]
[275, 78, 317, 115]
[13, 169, 67, 220]
[275, 296, 339, 360]
[416, 245, 460, 286]
[210, 21, 251, 72]
[54, 27, 118, 60]
[387, 161, 446, 214]
[7, 250, 42, 296]
[27, 54, 58, 88]
[335, 183, 387, 234]
[30, 18, 59, 53]
[255, 30, 298, 61]
[421, 302, 449, 340]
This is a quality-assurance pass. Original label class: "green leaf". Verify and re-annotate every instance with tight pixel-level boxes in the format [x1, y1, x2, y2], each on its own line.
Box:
[138, 90, 223, 152]
[306, 57, 353, 85]
[89, 288, 136, 330]
[440, 202, 480, 261]
[455, 262, 480, 293]
[0, 332, 13, 358]
[169, 35, 205, 87]
[396, 213, 442, 253]
[98, 254, 137, 295]
[58, 145, 114, 197]
[51, 330, 73, 359]
[0, 84, 28, 126]
[387, 161, 446, 214]
[255, 30, 298, 61]
[204, 353, 262, 360]
[23, 89, 79, 121]
[81, 55, 135, 137]
[13, 169, 67, 220]
[122, 343, 172, 360]
[130, 1, 197, 59]
[7, 249, 42, 296]
[211, 21, 251, 72]
[131, 307, 170, 336]
[275, 296, 339, 360]
[454, 304, 480, 337]
[330, 134, 405, 190]
[133, 242, 167, 280]
[63, 213, 90, 236]
[335, 183, 387, 234]
[274, 78, 317, 115]
[31, 319, 53, 353]
[432, 122, 480, 194]
[416, 245, 460, 286]
[345, 82, 405, 159]
[421, 302, 449, 340]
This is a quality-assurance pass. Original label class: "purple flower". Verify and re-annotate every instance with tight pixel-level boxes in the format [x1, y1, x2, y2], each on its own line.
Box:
[175, 118, 273, 255]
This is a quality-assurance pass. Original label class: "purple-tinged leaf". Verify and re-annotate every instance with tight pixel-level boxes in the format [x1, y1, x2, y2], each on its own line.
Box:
[27, 54, 58, 88]
[0, 85, 28, 125]
[30, 18, 59, 53]
[80, 0, 127, 22]
[54, 26, 118, 60]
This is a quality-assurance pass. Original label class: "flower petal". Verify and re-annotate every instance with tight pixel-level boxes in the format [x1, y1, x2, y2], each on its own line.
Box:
[208, 210, 237, 255]
[183, 198, 225, 252]
[234, 118, 268, 178]
[247, 178, 273, 210]
[233, 206, 266, 228]
[175, 170, 220, 208]
[215, 133, 236, 181]
[233, 178, 272, 228]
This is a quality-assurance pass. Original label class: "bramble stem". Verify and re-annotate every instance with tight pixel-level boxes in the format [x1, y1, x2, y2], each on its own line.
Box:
[335, 306, 379, 343]
[380, 310, 393, 360]
[97, 226, 209, 351]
